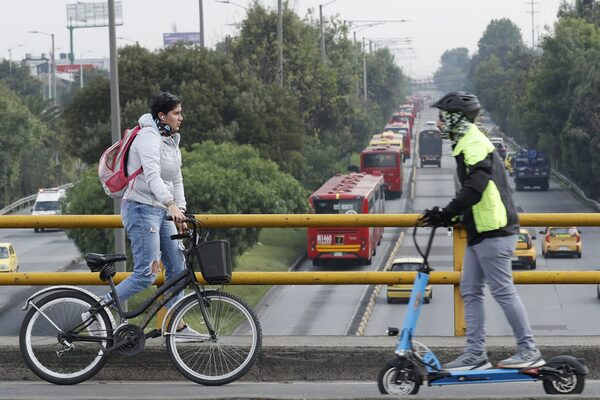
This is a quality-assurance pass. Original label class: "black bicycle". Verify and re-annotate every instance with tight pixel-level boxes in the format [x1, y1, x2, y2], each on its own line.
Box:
[19, 215, 262, 385]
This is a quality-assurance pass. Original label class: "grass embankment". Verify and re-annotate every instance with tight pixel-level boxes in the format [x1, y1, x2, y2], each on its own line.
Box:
[127, 227, 306, 326]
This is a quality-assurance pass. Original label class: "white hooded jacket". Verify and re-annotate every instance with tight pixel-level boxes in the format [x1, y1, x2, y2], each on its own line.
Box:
[123, 113, 186, 210]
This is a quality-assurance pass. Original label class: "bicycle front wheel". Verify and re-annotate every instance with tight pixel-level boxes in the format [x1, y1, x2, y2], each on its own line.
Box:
[19, 290, 113, 384]
[166, 291, 262, 385]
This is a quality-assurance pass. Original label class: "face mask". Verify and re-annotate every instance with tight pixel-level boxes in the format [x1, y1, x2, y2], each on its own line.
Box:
[439, 110, 470, 141]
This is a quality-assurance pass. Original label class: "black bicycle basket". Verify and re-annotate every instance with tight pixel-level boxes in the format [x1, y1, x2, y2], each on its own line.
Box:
[194, 240, 232, 284]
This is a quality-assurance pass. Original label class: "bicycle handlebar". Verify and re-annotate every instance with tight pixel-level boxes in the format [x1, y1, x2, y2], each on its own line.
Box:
[166, 214, 209, 244]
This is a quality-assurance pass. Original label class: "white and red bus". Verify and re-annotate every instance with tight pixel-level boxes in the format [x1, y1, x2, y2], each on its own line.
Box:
[307, 173, 385, 266]
[360, 144, 404, 197]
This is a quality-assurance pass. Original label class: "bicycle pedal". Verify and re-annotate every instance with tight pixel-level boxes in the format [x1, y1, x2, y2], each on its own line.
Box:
[387, 327, 399, 336]
[145, 329, 161, 339]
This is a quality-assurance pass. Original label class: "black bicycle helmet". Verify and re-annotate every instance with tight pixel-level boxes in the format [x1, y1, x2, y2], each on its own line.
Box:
[432, 91, 480, 121]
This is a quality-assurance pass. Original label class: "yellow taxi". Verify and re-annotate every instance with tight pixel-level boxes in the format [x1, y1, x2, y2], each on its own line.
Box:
[512, 229, 537, 269]
[386, 257, 432, 304]
[540, 227, 582, 258]
[504, 151, 515, 176]
[0, 243, 19, 272]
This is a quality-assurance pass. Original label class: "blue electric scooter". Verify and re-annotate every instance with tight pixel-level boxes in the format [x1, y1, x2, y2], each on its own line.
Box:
[378, 226, 588, 396]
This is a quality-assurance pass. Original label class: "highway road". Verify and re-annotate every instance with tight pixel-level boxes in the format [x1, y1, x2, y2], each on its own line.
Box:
[0, 213, 104, 335]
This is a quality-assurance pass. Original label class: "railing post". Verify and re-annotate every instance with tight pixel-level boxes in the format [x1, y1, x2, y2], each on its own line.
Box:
[155, 262, 167, 329]
[452, 226, 467, 336]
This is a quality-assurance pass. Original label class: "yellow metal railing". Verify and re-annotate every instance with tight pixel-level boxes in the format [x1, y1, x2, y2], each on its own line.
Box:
[3, 213, 600, 228]
[2, 270, 600, 286]
[2, 213, 600, 336]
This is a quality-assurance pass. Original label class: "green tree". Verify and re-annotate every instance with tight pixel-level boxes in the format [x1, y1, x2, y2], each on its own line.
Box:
[366, 48, 406, 123]
[183, 141, 310, 256]
[557, 0, 600, 25]
[21, 95, 62, 127]
[61, 77, 111, 165]
[0, 61, 42, 98]
[64, 141, 310, 260]
[523, 17, 600, 197]
[63, 168, 115, 255]
[434, 47, 469, 92]
[62, 44, 307, 178]
[472, 19, 525, 64]
[468, 18, 535, 139]
[520, 17, 600, 157]
[61, 3, 406, 192]
[0, 84, 44, 206]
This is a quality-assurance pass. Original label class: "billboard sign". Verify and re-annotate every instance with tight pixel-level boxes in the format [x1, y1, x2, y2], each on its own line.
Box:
[56, 64, 95, 73]
[163, 32, 201, 47]
[67, 1, 123, 27]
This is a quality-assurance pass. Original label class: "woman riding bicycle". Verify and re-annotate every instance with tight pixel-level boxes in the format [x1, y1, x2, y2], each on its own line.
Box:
[95, 92, 195, 335]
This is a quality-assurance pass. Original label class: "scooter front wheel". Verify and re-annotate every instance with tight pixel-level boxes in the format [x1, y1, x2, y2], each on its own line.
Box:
[378, 357, 421, 396]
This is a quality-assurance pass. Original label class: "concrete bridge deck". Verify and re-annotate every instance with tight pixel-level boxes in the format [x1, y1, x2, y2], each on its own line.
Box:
[2, 335, 598, 382]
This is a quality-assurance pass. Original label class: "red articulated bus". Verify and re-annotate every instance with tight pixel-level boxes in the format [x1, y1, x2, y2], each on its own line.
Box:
[360, 144, 404, 198]
[307, 173, 385, 266]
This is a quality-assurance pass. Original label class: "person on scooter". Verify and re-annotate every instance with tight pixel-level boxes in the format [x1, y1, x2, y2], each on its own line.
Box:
[419, 91, 544, 371]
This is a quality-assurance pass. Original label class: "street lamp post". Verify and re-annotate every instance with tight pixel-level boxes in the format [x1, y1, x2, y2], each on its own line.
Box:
[215, 0, 247, 9]
[29, 30, 56, 103]
[199, 0, 204, 47]
[8, 44, 24, 77]
[345, 20, 411, 101]
[277, 0, 283, 87]
[107, 0, 127, 288]
[117, 36, 137, 44]
[319, 0, 340, 65]
[362, 37, 367, 100]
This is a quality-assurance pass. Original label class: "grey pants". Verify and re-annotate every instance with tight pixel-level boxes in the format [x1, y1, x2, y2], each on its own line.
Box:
[461, 235, 536, 354]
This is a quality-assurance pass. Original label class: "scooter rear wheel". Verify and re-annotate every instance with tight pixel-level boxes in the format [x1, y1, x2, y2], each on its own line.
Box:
[542, 371, 585, 395]
[377, 357, 421, 396]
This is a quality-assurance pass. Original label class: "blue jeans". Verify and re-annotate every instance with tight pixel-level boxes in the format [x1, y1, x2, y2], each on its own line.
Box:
[109, 200, 185, 309]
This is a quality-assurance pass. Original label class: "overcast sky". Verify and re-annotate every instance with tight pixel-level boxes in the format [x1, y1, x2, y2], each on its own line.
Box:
[2, 0, 565, 78]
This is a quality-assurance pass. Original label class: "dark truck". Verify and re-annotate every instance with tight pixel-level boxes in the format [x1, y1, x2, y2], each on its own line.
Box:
[513, 149, 550, 191]
[418, 129, 442, 167]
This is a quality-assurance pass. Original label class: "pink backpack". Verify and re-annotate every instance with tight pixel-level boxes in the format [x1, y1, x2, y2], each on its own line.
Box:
[98, 125, 143, 198]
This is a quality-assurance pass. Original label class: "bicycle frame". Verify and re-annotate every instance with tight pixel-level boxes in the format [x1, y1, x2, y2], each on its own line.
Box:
[78, 217, 219, 344]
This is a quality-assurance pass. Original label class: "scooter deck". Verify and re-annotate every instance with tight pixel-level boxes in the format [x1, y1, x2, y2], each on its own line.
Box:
[428, 368, 538, 386]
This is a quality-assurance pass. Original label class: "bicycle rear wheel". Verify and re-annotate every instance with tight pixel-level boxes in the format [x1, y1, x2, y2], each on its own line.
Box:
[166, 291, 262, 385]
[19, 290, 113, 384]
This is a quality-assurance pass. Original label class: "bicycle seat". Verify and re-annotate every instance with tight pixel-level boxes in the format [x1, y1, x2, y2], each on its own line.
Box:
[85, 252, 127, 272]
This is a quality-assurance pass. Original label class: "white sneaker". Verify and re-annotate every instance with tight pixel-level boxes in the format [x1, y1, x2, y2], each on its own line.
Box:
[498, 348, 545, 369]
[443, 352, 492, 371]
[80, 311, 102, 335]
[175, 325, 207, 342]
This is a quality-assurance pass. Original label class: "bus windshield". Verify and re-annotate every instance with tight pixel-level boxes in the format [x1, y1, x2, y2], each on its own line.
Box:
[362, 153, 398, 168]
[313, 199, 363, 214]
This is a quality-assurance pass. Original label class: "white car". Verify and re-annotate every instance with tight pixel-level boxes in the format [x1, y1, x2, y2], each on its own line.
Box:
[32, 188, 66, 233]
[425, 121, 436, 128]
